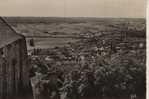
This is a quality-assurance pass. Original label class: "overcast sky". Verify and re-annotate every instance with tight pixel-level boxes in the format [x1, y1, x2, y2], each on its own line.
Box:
[0, 0, 147, 18]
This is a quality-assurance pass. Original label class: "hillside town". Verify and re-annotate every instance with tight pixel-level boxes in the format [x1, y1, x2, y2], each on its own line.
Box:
[28, 30, 146, 99]
[0, 17, 146, 99]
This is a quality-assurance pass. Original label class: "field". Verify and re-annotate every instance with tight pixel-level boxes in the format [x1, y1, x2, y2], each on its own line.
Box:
[6, 17, 145, 50]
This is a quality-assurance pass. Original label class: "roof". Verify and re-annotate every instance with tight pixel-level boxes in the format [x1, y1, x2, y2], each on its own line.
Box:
[0, 17, 24, 48]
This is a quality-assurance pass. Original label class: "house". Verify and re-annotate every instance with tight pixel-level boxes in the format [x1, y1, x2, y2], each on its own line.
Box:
[0, 17, 30, 98]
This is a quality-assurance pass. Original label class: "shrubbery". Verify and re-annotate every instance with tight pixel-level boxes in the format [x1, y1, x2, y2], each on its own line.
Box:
[29, 34, 146, 98]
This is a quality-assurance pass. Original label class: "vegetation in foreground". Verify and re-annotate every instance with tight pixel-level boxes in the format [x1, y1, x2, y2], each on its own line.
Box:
[29, 27, 146, 99]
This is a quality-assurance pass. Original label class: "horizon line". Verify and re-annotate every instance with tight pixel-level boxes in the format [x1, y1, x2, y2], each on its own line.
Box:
[1, 16, 146, 19]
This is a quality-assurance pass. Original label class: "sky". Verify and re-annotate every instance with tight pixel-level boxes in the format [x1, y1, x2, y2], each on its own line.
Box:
[0, 0, 147, 18]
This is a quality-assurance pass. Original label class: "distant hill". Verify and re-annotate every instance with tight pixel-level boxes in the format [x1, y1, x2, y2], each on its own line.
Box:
[4, 17, 146, 37]
[4, 17, 146, 24]
[3, 17, 146, 49]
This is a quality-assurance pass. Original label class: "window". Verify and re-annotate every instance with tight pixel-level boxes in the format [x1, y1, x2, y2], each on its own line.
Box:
[0, 49, 3, 55]
[0, 48, 5, 58]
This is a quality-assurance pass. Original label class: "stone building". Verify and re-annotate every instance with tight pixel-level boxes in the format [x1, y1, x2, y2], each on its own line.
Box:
[0, 17, 30, 98]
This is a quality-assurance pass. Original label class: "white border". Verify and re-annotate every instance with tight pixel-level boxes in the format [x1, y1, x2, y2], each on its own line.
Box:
[147, 0, 148, 99]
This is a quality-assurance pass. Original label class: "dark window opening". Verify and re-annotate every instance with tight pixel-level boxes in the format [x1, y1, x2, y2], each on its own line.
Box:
[0, 49, 3, 55]
[0, 48, 5, 58]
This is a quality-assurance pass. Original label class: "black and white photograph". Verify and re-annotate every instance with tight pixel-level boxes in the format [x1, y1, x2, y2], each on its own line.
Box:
[0, 0, 147, 99]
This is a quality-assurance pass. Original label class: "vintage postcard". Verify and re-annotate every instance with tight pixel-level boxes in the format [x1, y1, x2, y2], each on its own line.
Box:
[0, 0, 147, 99]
